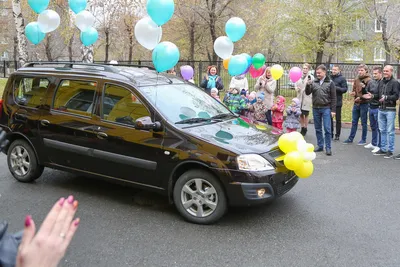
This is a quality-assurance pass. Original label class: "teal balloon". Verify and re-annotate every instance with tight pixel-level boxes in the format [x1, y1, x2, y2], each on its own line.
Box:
[80, 27, 98, 46]
[152, 41, 180, 72]
[241, 53, 252, 68]
[68, 0, 87, 14]
[28, 0, 49, 14]
[225, 17, 246, 42]
[228, 55, 248, 76]
[25, 22, 45, 45]
[147, 0, 174, 26]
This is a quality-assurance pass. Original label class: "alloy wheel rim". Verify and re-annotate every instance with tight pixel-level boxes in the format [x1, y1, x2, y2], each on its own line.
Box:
[181, 178, 218, 218]
[10, 146, 31, 177]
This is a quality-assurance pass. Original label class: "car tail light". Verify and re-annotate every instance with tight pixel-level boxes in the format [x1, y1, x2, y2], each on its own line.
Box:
[0, 99, 3, 119]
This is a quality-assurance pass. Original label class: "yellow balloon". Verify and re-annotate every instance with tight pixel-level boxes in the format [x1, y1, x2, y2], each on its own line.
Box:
[289, 131, 304, 141]
[256, 124, 267, 130]
[306, 143, 315, 152]
[295, 161, 314, 178]
[284, 151, 303, 171]
[223, 58, 230, 70]
[271, 64, 284, 80]
[278, 133, 291, 153]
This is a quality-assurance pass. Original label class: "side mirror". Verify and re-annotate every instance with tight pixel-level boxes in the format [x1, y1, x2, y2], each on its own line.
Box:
[135, 116, 162, 131]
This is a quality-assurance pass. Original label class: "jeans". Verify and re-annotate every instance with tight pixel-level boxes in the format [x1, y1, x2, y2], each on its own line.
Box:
[378, 110, 396, 153]
[331, 106, 342, 137]
[266, 110, 272, 125]
[369, 108, 381, 147]
[313, 107, 332, 150]
[348, 103, 368, 142]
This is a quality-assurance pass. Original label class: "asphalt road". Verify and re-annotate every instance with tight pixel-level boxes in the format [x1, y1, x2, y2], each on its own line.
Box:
[1, 127, 399, 267]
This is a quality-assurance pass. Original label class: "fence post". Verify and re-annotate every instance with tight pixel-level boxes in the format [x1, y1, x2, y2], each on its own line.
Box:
[138, 60, 141, 66]
[3, 61, 5, 78]
[198, 61, 203, 86]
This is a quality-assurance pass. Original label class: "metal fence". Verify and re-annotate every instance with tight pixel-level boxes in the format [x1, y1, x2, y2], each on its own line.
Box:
[2, 60, 399, 101]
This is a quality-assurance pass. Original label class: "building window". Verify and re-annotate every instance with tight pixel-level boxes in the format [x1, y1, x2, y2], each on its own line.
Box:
[346, 48, 364, 61]
[355, 19, 366, 32]
[374, 47, 385, 62]
[375, 19, 383, 32]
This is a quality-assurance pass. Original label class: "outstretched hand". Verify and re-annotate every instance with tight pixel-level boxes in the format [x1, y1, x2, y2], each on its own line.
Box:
[16, 196, 80, 267]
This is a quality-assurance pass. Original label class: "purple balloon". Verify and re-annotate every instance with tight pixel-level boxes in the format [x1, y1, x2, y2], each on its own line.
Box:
[180, 65, 194, 80]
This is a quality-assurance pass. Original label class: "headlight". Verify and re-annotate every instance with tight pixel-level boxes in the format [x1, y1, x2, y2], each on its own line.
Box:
[237, 154, 275, 172]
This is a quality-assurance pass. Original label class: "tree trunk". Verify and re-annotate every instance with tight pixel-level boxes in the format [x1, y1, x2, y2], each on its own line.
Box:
[315, 23, 333, 66]
[381, 18, 391, 64]
[105, 30, 110, 63]
[13, 36, 18, 62]
[189, 21, 195, 61]
[127, 27, 134, 64]
[44, 35, 53, 61]
[82, 45, 94, 63]
[209, 1, 218, 64]
[12, 0, 28, 67]
[68, 32, 74, 61]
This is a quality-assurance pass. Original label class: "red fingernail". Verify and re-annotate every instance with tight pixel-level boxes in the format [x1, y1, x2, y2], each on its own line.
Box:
[74, 218, 80, 226]
[25, 215, 31, 227]
[59, 197, 65, 206]
[67, 195, 74, 204]
[73, 200, 78, 209]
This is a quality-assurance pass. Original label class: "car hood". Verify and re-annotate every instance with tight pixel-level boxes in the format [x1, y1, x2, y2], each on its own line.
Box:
[180, 117, 281, 155]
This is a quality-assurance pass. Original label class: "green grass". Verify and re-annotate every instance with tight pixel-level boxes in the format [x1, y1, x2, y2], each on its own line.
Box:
[0, 78, 7, 98]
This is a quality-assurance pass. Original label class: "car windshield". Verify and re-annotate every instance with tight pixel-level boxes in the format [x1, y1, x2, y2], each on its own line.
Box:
[138, 83, 233, 124]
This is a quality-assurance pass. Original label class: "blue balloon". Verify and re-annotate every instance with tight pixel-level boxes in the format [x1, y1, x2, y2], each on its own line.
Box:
[225, 17, 246, 42]
[69, 0, 87, 14]
[25, 22, 45, 45]
[152, 41, 180, 72]
[28, 0, 49, 14]
[80, 27, 98, 46]
[241, 53, 252, 67]
[147, 0, 174, 26]
[228, 55, 248, 76]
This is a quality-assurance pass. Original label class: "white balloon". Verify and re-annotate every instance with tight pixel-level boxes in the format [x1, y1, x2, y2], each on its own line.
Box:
[38, 10, 60, 33]
[214, 36, 234, 59]
[134, 17, 162, 50]
[297, 139, 307, 153]
[75, 10, 95, 32]
[303, 152, 316, 161]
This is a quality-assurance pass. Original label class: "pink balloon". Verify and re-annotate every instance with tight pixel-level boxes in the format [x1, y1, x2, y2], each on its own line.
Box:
[180, 65, 194, 80]
[289, 67, 302, 83]
[249, 64, 266, 78]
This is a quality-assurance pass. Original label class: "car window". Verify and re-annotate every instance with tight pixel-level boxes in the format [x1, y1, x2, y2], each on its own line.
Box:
[102, 83, 150, 126]
[14, 77, 50, 108]
[53, 80, 97, 117]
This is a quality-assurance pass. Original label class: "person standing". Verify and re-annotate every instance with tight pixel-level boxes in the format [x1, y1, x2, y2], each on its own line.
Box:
[254, 67, 277, 125]
[305, 65, 336, 156]
[364, 66, 383, 153]
[295, 63, 313, 136]
[343, 64, 371, 145]
[229, 74, 249, 93]
[373, 65, 399, 159]
[330, 65, 348, 141]
[200, 65, 224, 95]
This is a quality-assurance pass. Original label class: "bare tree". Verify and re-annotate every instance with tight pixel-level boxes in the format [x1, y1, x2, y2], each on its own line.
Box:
[12, 0, 27, 66]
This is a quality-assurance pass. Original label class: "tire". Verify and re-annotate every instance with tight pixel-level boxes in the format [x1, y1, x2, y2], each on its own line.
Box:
[7, 139, 44, 183]
[173, 169, 227, 224]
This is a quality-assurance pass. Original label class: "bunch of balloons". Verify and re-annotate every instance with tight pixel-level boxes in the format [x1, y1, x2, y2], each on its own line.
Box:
[25, 0, 61, 45]
[134, 0, 179, 73]
[69, 0, 98, 46]
[277, 132, 316, 179]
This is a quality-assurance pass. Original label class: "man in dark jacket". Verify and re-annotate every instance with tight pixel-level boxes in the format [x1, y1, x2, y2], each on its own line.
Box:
[373, 65, 399, 159]
[330, 65, 348, 141]
[343, 64, 371, 145]
[306, 65, 337, 156]
[364, 66, 382, 153]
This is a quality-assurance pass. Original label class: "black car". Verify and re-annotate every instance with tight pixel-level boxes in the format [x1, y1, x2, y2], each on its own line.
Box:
[0, 62, 298, 224]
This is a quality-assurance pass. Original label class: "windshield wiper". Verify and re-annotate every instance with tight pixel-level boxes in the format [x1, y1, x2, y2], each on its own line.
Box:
[175, 118, 214, 125]
[210, 113, 239, 120]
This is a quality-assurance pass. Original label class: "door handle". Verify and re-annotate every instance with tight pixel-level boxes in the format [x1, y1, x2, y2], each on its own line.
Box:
[15, 113, 28, 121]
[40, 120, 50, 126]
[96, 132, 108, 139]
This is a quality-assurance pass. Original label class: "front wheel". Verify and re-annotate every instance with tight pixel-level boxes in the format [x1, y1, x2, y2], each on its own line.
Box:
[7, 139, 44, 183]
[173, 169, 227, 224]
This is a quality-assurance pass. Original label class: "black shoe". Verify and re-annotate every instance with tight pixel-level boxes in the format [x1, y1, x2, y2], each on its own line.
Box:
[373, 149, 387, 156]
[301, 127, 307, 136]
[394, 154, 400, 160]
[314, 147, 324, 152]
[334, 136, 340, 141]
[384, 152, 393, 159]
[326, 149, 332, 156]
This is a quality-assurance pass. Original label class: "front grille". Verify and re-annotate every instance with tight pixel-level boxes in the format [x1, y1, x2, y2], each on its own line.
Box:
[275, 172, 298, 197]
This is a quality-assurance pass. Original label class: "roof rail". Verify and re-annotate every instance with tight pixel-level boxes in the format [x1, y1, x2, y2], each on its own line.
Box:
[23, 61, 156, 71]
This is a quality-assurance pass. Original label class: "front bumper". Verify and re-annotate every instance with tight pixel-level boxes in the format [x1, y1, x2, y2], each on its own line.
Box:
[222, 169, 299, 206]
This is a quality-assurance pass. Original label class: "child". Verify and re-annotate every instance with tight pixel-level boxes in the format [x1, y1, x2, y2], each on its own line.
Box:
[271, 95, 285, 130]
[224, 88, 246, 114]
[210, 88, 221, 101]
[244, 92, 257, 121]
[249, 93, 268, 123]
[285, 98, 302, 133]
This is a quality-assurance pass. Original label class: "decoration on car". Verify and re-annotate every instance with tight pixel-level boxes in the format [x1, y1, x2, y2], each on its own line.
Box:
[277, 132, 316, 179]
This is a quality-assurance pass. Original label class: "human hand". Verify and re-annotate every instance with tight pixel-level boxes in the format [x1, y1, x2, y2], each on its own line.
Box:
[331, 112, 336, 118]
[16, 196, 80, 267]
[361, 83, 366, 88]
[350, 91, 356, 97]
[379, 95, 385, 102]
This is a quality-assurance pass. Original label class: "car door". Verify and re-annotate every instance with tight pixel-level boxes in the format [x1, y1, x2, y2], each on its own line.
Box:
[38, 77, 101, 171]
[87, 81, 165, 187]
